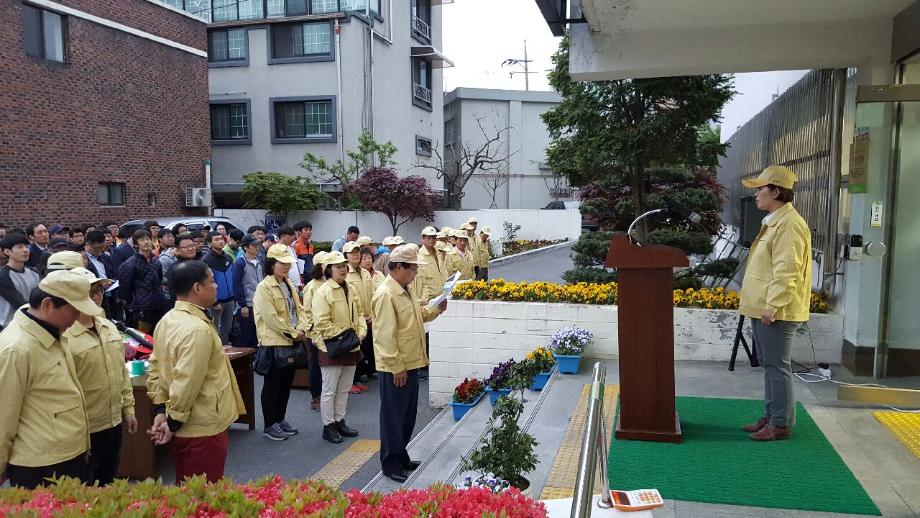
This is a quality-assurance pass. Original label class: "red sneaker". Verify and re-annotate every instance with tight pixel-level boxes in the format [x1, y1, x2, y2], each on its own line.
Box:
[750, 424, 791, 441]
[349, 385, 366, 394]
[356, 383, 370, 392]
[742, 416, 769, 433]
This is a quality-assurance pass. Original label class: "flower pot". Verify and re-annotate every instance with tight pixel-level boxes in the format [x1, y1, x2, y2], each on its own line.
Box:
[450, 392, 484, 421]
[512, 476, 531, 497]
[486, 386, 512, 405]
[554, 353, 581, 374]
[529, 366, 555, 391]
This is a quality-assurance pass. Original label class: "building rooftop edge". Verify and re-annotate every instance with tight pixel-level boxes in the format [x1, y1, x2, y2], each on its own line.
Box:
[444, 87, 562, 105]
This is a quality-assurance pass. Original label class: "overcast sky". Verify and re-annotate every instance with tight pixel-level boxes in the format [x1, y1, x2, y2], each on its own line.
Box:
[441, 0, 561, 93]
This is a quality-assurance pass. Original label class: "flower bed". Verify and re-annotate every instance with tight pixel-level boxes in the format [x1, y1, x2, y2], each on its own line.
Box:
[0, 476, 547, 517]
[452, 279, 829, 313]
[499, 239, 567, 257]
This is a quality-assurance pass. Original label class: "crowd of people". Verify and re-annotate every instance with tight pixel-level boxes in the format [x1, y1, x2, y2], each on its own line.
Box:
[0, 216, 493, 488]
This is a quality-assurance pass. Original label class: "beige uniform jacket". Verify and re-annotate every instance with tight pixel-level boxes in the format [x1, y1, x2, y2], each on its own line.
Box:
[467, 235, 480, 266]
[476, 238, 491, 269]
[301, 278, 325, 339]
[0, 309, 89, 473]
[253, 275, 309, 346]
[412, 245, 447, 303]
[445, 247, 476, 281]
[146, 302, 245, 438]
[371, 276, 442, 373]
[739, 203, 813, 322]
[312, 279, 367, 352]
[63, 318, 135, 433]
[345, 265, 373, 318]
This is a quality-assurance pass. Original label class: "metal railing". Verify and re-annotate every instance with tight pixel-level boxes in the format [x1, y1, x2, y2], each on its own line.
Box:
[413, 83, 432, 104]
[571, 362, 613, 517]
[412, 15, 431, 40]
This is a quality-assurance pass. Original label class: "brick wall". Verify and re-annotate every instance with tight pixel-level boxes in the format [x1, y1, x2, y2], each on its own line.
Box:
[0, 0, 209, 229]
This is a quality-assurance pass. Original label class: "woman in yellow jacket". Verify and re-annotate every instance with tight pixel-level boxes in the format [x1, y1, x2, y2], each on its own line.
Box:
[302, 251, 328, 412]
[344, 241, 373, 393]
[738, 166, 812, 442]
[253, 244, 309, 441]
[312, 251, 367, 443]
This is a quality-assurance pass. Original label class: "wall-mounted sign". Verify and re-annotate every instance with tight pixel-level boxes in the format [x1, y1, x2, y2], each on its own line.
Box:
[849, 131, 870, 194]
[871, 201, 883, 228]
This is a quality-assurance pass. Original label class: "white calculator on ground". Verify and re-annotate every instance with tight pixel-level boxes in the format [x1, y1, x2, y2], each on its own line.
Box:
[610, 489, 664, 511]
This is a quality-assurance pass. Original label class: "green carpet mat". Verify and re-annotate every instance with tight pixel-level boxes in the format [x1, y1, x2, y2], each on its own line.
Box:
[607, 397, 880, 515]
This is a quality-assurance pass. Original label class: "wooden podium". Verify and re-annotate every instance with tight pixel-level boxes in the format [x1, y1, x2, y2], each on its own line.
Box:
[606, 233, 687, 443]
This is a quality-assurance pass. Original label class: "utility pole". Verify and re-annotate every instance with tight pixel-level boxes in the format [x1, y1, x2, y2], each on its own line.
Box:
[502, 40, 536, 91]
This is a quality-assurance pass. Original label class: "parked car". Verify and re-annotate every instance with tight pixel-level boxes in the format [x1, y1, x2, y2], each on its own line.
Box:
[119, 217, 241, 237]
[542, 200, 599, 231]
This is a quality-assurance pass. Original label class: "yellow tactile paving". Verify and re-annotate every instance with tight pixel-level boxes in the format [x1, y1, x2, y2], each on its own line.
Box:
[872, 411, 920, 460]
[539, 384, 619, 500]
[310, 439, 381, 488]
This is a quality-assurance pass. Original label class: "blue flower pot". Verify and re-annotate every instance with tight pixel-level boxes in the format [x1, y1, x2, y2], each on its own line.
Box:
[450, 392, 484, 421]
[486, 386, 512, 405]
[554, 354, 581, 374]
[530, 366, 555, 391]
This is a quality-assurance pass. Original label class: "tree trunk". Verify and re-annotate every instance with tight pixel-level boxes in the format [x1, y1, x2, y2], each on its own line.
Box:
[630, 161, 648, 240]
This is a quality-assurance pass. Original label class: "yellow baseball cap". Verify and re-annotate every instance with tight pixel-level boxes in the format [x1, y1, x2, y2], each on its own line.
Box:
[389, 244, 427, 265]
[742, 165, 797, 190]
[39, 270, 104, 317]
[356, 236, 373, 247]
[313, 251, 328, 265]
[319, 250, 347, 266]
[267, 243, 296, 264]
[452, 229, 470, 239]
[480, 226, 492, 237]
[343, 241, 361, 254]
[46, 251, 84, 271]
[421, 226, 438, 237]
[72, 266, 112, 286]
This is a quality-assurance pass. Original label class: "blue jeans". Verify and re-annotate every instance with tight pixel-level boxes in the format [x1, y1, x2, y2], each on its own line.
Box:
[751, 319, 801, 428]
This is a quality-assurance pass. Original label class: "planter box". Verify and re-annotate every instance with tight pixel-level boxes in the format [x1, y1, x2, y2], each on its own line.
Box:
[427, 300, 843, 407]
[554, 354, 581, 374]
[450, 392, 484, 421]
[486, 386, 512, 406]
[530, 366, 555, 390]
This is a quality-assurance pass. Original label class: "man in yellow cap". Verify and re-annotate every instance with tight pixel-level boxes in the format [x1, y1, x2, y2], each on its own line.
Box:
[476, 226, 493, 281]
[146, 260, 245, 482]
[62, 267, 138, 485]
[372, 244, 447, 483]
[0, 269, 102, 488]
[412, 227, 446, 304]
[463, 220, 481, 278]
[445, 230, 476, 281]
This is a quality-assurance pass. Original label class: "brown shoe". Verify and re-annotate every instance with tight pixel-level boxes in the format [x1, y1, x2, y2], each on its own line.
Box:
[742, 416, 769, 433]
[750, 424, 790, 441]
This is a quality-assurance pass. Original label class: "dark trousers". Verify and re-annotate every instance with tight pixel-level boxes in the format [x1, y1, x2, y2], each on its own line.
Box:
[7, 452, 88, 489]
[354, 323, 376, 381]
[308, 340, 322, 400]
[170, 431, 228, 483]
[261, 365, 295, 428]
[476, 267, 489, 281]
[379, 369, 419, 475]
[137, 308, 166, 334]
[237, 310, 257, 347]
[88, 423, 123, 485]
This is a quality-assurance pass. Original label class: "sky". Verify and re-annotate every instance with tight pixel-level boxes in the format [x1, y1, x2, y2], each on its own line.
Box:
[440, 0, 562, 93]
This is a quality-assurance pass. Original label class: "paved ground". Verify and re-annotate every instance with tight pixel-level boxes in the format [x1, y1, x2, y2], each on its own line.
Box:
[489, 242, 575, 284]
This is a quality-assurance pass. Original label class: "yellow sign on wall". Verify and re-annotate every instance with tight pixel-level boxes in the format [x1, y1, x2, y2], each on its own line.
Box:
[849, 137, 870, 194]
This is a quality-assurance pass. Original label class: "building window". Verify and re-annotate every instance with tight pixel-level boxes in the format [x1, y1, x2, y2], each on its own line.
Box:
[411, 0, 431, 43]
[22, 5, 64, 63]
[98, 183, 125, 207]
[210, 0, 264, 21]
[312, 0, 338, 13]
[271, 97, 337, 143]
[271, 22, 333, 62]
[209, 28, 247, 63]
[416, 136, 433, 157]
[210, 101, 251, 144]
[412, 57, 432, 110]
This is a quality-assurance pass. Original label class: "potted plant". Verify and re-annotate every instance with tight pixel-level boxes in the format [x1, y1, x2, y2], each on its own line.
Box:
[462, 394, 538, 493]
[449, 378, 485, 421]
[485, 359, 515, 405]
[550, 325, 593, 374]
[526, 347, 556, 390]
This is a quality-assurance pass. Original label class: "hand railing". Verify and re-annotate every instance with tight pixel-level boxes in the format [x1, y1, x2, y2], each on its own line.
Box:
[570, 362, 613, 517]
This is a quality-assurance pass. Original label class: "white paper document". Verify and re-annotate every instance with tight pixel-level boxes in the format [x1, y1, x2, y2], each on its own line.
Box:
[427, 272, 462, 308]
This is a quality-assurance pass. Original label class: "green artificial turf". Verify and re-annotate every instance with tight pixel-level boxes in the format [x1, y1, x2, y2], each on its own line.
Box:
[608, 397, 880, 515]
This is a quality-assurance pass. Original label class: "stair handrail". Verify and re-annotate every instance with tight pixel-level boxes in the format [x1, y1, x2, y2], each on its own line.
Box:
[570, 362, 613, 517]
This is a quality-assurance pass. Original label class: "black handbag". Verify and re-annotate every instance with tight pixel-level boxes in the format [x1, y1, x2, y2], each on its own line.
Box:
[254, 342, 308, 374]
[324, 328, 360, 358]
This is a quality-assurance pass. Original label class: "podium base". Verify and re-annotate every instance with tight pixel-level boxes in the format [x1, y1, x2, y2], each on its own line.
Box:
[615, 413, 683, 444]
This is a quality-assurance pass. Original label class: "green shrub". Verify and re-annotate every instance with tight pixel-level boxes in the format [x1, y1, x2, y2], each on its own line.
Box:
[562, 267, 617, 284]
[570, 231, 613, 268]
[673, 271, 704, 290]
[693, 257, 740, 278]
[646, 229, 714, 255]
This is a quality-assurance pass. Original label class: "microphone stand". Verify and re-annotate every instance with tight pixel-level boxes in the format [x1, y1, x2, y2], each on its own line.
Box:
[627, 209, 667, 246]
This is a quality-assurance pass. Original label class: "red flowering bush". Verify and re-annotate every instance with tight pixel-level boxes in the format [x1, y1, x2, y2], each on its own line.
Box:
[0, 476, 547, 517]
[452, 377, 485, 404]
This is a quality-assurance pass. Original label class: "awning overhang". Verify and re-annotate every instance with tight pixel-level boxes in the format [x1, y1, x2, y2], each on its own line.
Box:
[411, 46, 455, 68]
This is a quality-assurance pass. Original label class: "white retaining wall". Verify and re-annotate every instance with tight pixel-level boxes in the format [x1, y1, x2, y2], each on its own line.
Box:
[427, 300, 843, 407]
[214, 208, 581, 244]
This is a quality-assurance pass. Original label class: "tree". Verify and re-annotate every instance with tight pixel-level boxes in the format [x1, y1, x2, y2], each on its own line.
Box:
[542, 36, 734, 238]
[542, 169, 572, 201]
[300, 131, 397, 209]
[475, 167, 510, 209]
[346, 167, 440, 235]
[240, 172, 325, 219]
[414, 116, 517, 210]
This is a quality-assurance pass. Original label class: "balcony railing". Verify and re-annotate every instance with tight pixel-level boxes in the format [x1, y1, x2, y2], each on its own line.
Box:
[413, 83, 432, 104]
[412, 15, 431, 40]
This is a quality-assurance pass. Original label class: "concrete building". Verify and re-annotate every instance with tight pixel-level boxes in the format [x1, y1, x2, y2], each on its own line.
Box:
[443, 88, 568, 209]
[0, 0, 209, 228]
[535, 0, 920, 377]
[169, 0, 450, 208]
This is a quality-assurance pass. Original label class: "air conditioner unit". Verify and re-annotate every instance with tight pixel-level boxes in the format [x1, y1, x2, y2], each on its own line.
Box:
[185, 187, 211, 207]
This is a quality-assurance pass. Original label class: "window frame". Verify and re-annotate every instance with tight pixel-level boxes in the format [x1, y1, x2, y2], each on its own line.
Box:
[210, 99, 253, 146]
[410, 0, 431, 44]
[411, 57, 433, 111]
[98, 182, 126, 207]
[269, 96, 338, 144]
[268, 20, 335, 65]
[208, 27, 250, 68]
[415, 136, 433, 157]
[22, 4, 65, 63]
